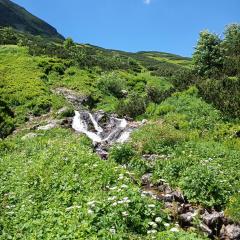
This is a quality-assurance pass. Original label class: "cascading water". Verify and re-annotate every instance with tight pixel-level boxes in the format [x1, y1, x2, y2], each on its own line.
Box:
[72, 110, 135, 146]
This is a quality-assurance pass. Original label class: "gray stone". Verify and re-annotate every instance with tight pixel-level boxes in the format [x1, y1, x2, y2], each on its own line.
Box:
[21, 133, 37, 140]
[200, 223, 213, 236]
[220, 224, 240, 240]
[179, 212, 196, 225]
[141, 173, 152, 186]
[202, 210, 224, 226]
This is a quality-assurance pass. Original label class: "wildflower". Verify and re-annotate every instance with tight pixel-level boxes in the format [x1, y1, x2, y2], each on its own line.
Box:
[121, 184, 128, 189]
[122, 211, 128, 217]
[110, 227, 116, 234]
[112, 202, 117, 206]
[87, 201, 96, 207]
[148, 204, 155, 208]
[170, 227, 179, 232]
[148, 221, 158, 228]
[107, 196, 117, 201]
[109, 186, 117, 190]
[164, 223, 170, 227]
[155, 217, 162, 223]
[147, 230, 157, 234]
[88, 209, 94, 214]
[66, 206, 81, 211]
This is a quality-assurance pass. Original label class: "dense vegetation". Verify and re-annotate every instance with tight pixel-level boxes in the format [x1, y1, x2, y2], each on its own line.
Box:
[0, 20, 240, 239]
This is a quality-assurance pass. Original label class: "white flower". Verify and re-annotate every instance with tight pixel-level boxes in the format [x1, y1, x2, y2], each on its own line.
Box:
[112, 202, 117, 206]
[88, 209, 94, 214]
[87, 201, 96, 207]
[110, 227, 116, 234]
[148, 204, 155, 208]
[164, 223, 170, 227]
[155, 217, 162, 223]
[66, 205, 81, 211]
[170, 227, 179, 232]
[121, 184, 128, 189]
[109, 186, 117, 190]
[122, 211, 129, 217]
[147, 229, 157, 234]
[107, 196, 117, 201]
[148, 221, 158, 228]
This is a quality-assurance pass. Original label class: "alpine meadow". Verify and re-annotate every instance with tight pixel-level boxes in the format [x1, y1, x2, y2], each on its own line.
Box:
[0, 0, 240, 239]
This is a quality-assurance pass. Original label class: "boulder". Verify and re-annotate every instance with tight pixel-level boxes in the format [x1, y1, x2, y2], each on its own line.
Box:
[220, 224, 240, 240]
[179, 212, 196, 225]
[141, 173, 152, 186]
[200, 223, 213, 236]
[202, 210, 224, 226]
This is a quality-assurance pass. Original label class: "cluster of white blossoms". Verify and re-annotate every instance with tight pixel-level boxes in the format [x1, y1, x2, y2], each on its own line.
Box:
[65, 205, 81, 211]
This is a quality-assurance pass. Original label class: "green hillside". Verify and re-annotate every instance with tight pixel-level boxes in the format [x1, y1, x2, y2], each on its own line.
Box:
[0, 6, 240, 240]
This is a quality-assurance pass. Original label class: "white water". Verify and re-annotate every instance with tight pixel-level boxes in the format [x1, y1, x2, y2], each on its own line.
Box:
[72, 110, 132, 144]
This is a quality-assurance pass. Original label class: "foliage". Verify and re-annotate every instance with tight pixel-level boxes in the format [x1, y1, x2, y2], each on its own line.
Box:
[225, 194, 240, 222]
[116, 93, 147, 118]
[193, 31, 223, 77]
[0, 128, 169, 239]
[131, 122, 186, 154]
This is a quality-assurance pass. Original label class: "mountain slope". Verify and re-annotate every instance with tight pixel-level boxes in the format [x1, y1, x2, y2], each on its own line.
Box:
[0, 0, 63, 39]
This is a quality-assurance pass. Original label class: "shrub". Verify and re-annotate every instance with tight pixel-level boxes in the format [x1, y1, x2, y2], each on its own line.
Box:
[109, 144, 136, 165]
[97, 73, 126, 98]
[131, 123, 186, 154]
[179, 165, 230, 207]
[225, 194, 240, 222]
[116, 93, 146, 118]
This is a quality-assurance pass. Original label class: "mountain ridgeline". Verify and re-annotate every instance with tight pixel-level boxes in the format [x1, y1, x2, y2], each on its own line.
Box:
[0, 0, 63, 39]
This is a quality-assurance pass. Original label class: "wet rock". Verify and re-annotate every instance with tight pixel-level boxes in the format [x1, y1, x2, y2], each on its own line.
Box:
[60, 118, 73, 128]
[179, 212, 196, 225]
[157, 183, 172, 194]
[171, 191, 185, 203]
[21, 133, 37, 140]
[220, 224, 240, 240]
[141, 173, 152, 186]
[96, 148, 108, 159]
[200, 223, 213, 236]
[162, 193, 174, 202]
[202, 210, 224, 226]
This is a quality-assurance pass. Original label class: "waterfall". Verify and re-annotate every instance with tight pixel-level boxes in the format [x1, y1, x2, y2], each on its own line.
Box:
[72, 110, 134, 145]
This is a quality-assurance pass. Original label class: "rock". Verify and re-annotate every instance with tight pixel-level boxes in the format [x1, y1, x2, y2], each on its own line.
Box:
[202, 210, 224, 226]
[220, 224, 240, 240]
[200, 223, 213, 236]
[141, 173, 152, 186]
[141, 119, 148, 124]
[179, 212, 196, 225]
[60, 118, 73, 128]
[142, 154, 159, 162]
[21, 133, 37, 140]
[57, 107, 68, 115]
[96, 148, 108, 159]
[162, 193, 174, 202]
[37, 122, 57, 130]
[157, 183, 172, 194]
[171, 191, 185, 203]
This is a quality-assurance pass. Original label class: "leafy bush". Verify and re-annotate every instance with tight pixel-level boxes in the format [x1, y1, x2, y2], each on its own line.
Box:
[225, 194, 240, 222]
[109, 144, 136, 165]
[179, 165, 231, 207]
[116, 93, 146, 118]
[197, 77, 240, 118]
[97, 73, 126, 98]
[131, 123, 186, 154]
[156, 230, 207, 240]
[0, 99, 14, 138]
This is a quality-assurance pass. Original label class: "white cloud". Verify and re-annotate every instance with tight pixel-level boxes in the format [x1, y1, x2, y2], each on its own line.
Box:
[144, 0, 151, 4]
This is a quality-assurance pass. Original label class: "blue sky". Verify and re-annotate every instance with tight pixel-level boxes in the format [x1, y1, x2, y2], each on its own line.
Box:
[12, 0, 240, 56]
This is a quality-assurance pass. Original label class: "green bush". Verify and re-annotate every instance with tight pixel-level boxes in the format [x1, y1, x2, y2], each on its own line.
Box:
[131, 123, 186, 154]
[225, 194, 240, 222]
[97, 73, 126, 98]
[156, 230, 207, 240]
[116, 93, 146, 118]
[179, 165, 230, 207]
[109, 144, 136, 165]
